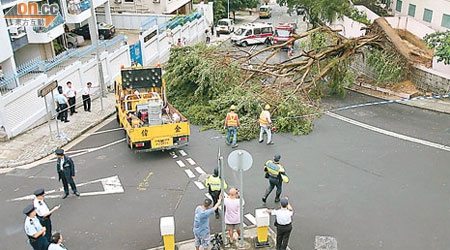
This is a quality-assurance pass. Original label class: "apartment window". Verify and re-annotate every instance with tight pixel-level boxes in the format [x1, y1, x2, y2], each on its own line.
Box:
[396, 0, 402, 12]
[408, 4, 416, 17]
[423, 9, 433, 23]
[442, 14, 450, 28]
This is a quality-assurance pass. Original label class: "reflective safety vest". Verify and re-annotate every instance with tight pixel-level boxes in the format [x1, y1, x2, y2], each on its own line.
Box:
[258, 110, 270, 125]
[264, 160, 284, 178]
[226, 112, 238, 127]
[205, 175, 228, 191]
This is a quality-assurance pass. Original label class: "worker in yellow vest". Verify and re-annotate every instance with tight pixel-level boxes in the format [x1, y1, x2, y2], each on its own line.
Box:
[262, 154, 286, 203]
[205, 168, 228, 219]
[259, 104, 273, 145]
[224, 105, 240, 148]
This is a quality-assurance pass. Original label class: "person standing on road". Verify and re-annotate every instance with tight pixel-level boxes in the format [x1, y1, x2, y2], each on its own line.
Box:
[205, 168, 227, 219]
[55, 149, 80, 199]
[48, 233, 68, 250]
[23, 204, 49, 250]
[224, 105, 240, 148]
[266, 197, 294, 250]
[224, 188, 244, 245]
[205, 29, 211, 44]
[259, 104, 274, 145]
[262, 154, 285, 203]
[56, 86, 70, 123]
[193, 197, 223, 250]
[64, 81, 77, 116]
[33, 189, 60, 242]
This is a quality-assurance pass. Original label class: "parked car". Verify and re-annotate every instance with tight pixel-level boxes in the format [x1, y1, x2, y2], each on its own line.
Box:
[66, 32, 85, 48]
[231, 23, 273, 47]
[259, 6, 272, 18]
[71, 22, 116, 40]
[216, 18, 234, 34]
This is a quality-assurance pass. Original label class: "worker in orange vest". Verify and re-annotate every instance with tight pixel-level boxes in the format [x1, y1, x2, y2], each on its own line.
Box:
[224, 105, 240, 148]
[259, 104, 273, 145]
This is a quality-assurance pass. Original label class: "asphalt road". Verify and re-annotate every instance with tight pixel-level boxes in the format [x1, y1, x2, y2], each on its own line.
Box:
[2, 5, 450, 250]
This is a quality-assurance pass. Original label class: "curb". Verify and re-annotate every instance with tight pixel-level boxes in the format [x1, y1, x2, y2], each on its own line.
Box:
[0, 109, 116, 169]
[347, 85, 450, 115]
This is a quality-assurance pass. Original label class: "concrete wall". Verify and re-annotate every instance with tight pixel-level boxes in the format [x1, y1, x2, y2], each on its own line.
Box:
[194, 2, 213, 26]
[385, 16, 436, 38]
[412, 65, 450, 95]
[13, 44, 42, 66]
[0, 44, 130, 138]
[392, 0, 450, 32]
[0, 11, 13, 63]
[96, 13, 172, 30]
[108, 0, 191, 14]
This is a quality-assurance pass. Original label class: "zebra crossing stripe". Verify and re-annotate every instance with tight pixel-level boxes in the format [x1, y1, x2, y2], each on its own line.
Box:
[176, 160, 186, 167]
[195, 167, 206, 175]
[194, 181, 206, 190]
[169, 152, 178, 159]
[186, 158, 196, 165]
[245, 213, 256, 225]
[184, 169, 196, 178]
[178, 150, 187, 156]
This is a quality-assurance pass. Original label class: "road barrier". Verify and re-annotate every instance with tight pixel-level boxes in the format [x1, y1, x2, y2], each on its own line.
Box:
[255, 208, 270, 246]
[160, 216, 176, 250]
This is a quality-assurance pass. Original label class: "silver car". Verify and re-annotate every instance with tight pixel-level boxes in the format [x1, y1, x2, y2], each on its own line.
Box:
[66, 32, 85, 48]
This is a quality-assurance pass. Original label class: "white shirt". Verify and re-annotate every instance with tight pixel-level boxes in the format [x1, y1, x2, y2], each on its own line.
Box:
[58, 158, 65, 171]
[271, 208, 293, 225]
[48, 243, 67, 250]
[34, 198, 50, 217]
[64, 87, 76, 98]
[24, 216, 42, 237]
[81, 87, 93, 96]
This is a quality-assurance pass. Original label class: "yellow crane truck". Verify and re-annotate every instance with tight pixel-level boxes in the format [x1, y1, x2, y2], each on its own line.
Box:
[114, 65, 190, 152]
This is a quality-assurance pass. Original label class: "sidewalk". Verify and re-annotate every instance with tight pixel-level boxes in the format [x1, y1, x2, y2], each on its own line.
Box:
[147, 225, 291, 250]
[0, 93, 116, 168]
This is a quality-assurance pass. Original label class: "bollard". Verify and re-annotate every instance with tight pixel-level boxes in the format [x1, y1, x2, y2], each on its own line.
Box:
[255, 208, 270, 246]
[160, 216, 175, 250]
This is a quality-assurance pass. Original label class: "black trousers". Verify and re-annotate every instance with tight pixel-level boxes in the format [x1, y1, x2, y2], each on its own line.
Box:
[29, 235, 49, 250]
[276, 223, 292, 250]
[58, 104, 68, 122]
[82, 95, 91, 111]
[68, 97, 76, 114]
[61, 176, 78, 195]
[209, 190, 221, 215]
[264, 176, 282, 200]
[37, 216, 52, 242]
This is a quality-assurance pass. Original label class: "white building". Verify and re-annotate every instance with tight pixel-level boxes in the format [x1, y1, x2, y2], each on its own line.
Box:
[107, 0, 193, 15]
[390, 0, 450, 31]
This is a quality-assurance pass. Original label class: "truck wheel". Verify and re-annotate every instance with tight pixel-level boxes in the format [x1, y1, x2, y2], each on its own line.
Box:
[116, 108, 120, 123]
[242, 41, 248, 47]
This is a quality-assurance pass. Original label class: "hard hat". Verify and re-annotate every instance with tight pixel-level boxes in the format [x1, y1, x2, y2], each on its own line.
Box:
[230, 105, 236, 110]
[214, 168, 219, 176]
[274, 154, 281, 162]
[265, 104, 271, 110]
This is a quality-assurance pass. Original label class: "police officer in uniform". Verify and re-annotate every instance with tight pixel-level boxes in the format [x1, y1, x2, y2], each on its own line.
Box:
[55, 149, 80, 199]
[262, 154, 285, 203]
[33, 189, 61, 242]
[48, 233, 68, 250]
[24, 204, 49, 250]
[205, 168, 227, 219]
[55, 86, 70, 123]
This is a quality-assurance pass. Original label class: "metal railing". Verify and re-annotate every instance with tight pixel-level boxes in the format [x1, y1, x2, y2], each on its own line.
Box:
[67, 0, 90, 15]
[155, 11, 204, 33]
[33, 14, 64, 33]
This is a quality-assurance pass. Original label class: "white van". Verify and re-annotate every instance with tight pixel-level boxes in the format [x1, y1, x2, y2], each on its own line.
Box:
[216, 18, 234, 34]
[230, 23, 273, 46]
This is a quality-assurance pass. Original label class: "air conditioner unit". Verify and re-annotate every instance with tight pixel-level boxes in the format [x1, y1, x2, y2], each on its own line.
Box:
[153, 0, 160, 3]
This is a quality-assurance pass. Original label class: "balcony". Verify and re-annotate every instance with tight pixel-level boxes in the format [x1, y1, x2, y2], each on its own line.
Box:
[26, 14, 65, 43]
[11, 34, 29, 52]
[64, 0, 91, 23]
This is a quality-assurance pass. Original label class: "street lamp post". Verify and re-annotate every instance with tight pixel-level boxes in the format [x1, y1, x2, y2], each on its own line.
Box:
[88, 0, 105, 110]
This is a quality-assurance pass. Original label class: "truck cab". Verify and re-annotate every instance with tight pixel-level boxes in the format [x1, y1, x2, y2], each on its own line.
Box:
[273, 23, 296, 49]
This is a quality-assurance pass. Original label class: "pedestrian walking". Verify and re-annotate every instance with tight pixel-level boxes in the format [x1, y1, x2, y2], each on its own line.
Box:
[177, 38, 182, 47]
[48, 233, 68, 250]
[224, 105, 240, 148]
[55, 86, 70, 123]
[259, 104, 274, 144]
[193, 197, 223, 250]
[224, 188, 244, 245]
[266, 197, 294, 250]
[23, 204, 49, 250]
[262, 154, 286, 203]
[64, 81, 77, 116]
[81, 82, 98, 112]
[205, 168, 227, 219]
[33, 189, 60, 242]
[55, 149, 80, 199]
[205, 29, 211, 44]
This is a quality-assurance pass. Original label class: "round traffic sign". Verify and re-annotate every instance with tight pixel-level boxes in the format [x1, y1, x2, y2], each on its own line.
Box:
[227, 149, 253, 172]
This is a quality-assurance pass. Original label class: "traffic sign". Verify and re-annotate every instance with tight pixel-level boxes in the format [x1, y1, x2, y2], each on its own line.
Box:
[227, 149, 253, 172]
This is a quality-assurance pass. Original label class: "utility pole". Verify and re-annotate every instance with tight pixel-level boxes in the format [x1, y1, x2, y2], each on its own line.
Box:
[88, 0, 105, 110]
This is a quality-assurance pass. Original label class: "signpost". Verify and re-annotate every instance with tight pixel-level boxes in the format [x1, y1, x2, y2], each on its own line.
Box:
[228, 149, 253, 247]
[37, 80, 58, 139]
[218, 146, 226, 246]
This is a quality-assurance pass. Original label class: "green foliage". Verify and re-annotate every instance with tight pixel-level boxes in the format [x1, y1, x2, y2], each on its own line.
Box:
[352, 0, 389, 17]
[346, 8, 370, 25]
[424, 31, 450, 65]
[165, 45, 315, 141]
[212, 0, 258, 23]
[366, 48, 408, 84]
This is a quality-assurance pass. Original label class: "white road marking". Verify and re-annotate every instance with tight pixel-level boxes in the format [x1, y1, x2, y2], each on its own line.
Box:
[63, 138, 126, 156]
[9, 175, 124, 201]
[83, 128, 123, 136]
[243, 222, 248, 227]
[194, 181, 206, 190]
[186, 158, 196, 165]
[327, 112, 450, 152]
[184, 169, 196, 178]
[205, 193, 212, 200]
[176, 160, 186, 167]
[195, 167, 206, 175]
[178, 150, 187, 156]
[169, 152, 178, 159]
[315, 236, 338, 250]
[245, 213, 256, 225]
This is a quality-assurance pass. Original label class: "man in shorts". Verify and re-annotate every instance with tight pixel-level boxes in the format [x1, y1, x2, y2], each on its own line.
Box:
[224, 188, 244, 245]
[193, 196, 223, 250]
